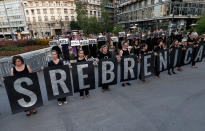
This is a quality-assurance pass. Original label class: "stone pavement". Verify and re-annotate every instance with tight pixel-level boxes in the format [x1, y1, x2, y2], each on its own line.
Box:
[0, 60, 205, 131]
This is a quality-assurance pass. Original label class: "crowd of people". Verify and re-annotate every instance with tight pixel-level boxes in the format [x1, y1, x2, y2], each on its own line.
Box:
[4, 29, 205, 116]
[50, 29, 205, 93]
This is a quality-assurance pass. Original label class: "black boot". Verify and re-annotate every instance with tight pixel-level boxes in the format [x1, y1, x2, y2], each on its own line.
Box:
[172, 69, 176, 74]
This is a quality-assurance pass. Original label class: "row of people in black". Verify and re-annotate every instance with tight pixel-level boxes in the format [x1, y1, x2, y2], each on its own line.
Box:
[7, 32, 204, 116]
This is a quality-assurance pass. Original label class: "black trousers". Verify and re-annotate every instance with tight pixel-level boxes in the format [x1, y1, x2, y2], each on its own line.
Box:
[63, 51, 70, 61]
[192, 61, 196, 66]
[168, 66, 175, 73]
[102, 85, 109, 90]
[58, 97, 66, 102]
[80, 89, 89, 96]
[192, 48, 197, 66]
[89, 45, 97, 58]
[154, 58, 160, 76]
[82, 46, 89, 56]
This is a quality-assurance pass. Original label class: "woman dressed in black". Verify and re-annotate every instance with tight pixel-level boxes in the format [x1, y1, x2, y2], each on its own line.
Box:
[89, 34, 97, 58]
[98, 45, 112, 92]
[120, 42, 132, 87]
[154, 39, 165, 78]
[48, 50, 67, 105]
[178, 38, 187, 71]
[191, 37, 200, 68]
[168, 40, 178, 75]
[77, 50, 90, 99]
[139, 44, 149, 83]
[133, 39, 141, 56]
[10, 55, 37, 116]
[81, 34, 89, 59]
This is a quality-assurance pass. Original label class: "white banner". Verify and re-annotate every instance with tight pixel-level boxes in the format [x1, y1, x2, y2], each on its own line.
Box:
[111, 37, 119, 42]
[89, 39, 97, 45]
[80, 40, 89, 46]
[119, 32, 125, 37]
[59, 38, 69, 45]
[71, 40, 80, 46]
[48, 40, 60, 47]
[98, 36, 106, 42]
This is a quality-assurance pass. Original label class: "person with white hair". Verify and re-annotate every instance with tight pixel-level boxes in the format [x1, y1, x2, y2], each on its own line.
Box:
[98, 45, 112, 92]
[178, 38, 187, 71]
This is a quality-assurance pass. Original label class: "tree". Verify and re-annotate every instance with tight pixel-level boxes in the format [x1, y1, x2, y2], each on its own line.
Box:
[87, 17, 103, 34]
[70, 21, 80, 30]
[195, 13, 205, 35]
[100, 0, 113, 33]
[75, 1, 88, 32]
[75, 0, 111, 35]
[112, 25, 123, 34]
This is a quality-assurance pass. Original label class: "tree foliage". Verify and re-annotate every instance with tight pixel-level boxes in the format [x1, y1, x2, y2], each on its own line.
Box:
[70, 21, 80, 30]
[112, 25, 123, 34]
[74, 0, 114, 35]
[100, 0, 113, 32]
[195, 13, 205, 35]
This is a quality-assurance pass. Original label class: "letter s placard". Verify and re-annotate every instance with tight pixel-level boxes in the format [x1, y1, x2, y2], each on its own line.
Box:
[4, 73, 43, 114]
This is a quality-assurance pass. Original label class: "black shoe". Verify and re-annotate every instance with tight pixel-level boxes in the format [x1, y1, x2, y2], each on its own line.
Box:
[26, 111, 31, 116]
[168, 72, 172, 75]
[122, 83, 125, 87]
[126, 82, 131, 86]
[172, 71, 176, 74]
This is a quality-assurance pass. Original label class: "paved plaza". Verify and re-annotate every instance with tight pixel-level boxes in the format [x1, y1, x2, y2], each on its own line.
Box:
[0, 61, 205, 131]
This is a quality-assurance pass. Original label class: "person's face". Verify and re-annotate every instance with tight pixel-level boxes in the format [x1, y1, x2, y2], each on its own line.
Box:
[110, 43, 113, 46]
[182, 41, 187, 45]
[144, 45, 148, 50]
[103, 47, 108, 53]
[15, 59, 23, 66]
[159, 41, 163, 46]
[79, 51, 84, 58]
[89, 34, 93, 38]
[175, 40, 179, 46]
[124, 43, 128, 48]
[51, 52, 58, 59]
[135, 40, 138, 45]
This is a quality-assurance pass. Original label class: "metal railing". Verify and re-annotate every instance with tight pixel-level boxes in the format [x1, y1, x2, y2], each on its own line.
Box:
[0, 47, 51, 86]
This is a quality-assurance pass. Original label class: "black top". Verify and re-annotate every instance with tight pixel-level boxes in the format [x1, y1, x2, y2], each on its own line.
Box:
[180, 44, 187, 49]
[98, 52, 111, 59]
[48, 59, 64, 67]
[133, 45, 140, 56]
[61, 44, 69, 53]
[154, 46, 164, 52]
[139, 50, 149, 56]
[13, 64, 29, 76]
[77, 58, 86, 62]
[187, 37, 194, 44]
[122, 49, 130, 56]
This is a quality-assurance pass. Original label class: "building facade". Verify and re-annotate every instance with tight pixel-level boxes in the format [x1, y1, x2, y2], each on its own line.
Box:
[79, 0, 115, 24]
[116, 0, 205, 30]
[0, 0, 29, 39]
[23, 0, 77, 38]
